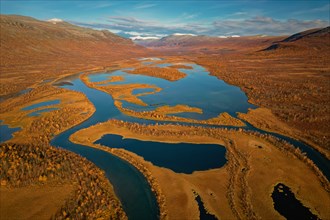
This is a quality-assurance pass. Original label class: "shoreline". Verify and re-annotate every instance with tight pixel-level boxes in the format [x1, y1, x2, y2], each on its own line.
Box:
[70, 118, 330, 219]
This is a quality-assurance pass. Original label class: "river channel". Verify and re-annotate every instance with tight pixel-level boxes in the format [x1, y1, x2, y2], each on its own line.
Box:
[1, 59, 329, 219]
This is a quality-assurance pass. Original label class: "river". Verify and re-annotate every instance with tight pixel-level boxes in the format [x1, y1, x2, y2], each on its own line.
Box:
[1, 60, 329, 220]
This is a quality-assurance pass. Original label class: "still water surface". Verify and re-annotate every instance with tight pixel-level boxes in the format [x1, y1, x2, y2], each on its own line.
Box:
[272, 183, 319, 220]
[95, 134, 227, 174]
[88, 63, 256, 120]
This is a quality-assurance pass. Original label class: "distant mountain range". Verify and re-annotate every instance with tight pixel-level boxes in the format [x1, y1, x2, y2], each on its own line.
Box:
[1, 14, 328, 67]
[133, 26, 329, 54]
[134, 33, 284, 53]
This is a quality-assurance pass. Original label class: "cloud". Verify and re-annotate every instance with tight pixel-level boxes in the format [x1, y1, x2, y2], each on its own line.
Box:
[47, 18, 63, 24]
[212, 16, 329, 35]
[173, 33, 197, 36]
[130, 36, 160, 40]
[135, 3, 157, 9]
[180, 12, 199, 20]
[70, 15, 329, 38]
[103, 16, 207, 35]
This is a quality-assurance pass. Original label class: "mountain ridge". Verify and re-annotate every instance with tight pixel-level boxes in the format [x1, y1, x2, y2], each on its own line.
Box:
[262, 26, 330, 51]
[0, 14, 147, 97]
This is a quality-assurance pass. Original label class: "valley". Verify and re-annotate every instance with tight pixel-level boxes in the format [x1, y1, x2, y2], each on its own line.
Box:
[0, 7, 329, 220]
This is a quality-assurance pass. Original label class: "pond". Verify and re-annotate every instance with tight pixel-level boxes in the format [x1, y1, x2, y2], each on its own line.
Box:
[195, 194, 218, 220]
[28, 107, 59, 117]
[94, 134, 227, 174]
[0, 120, 20, 143]
[22, 99, 60, 111]
[271, 183, 319, 220]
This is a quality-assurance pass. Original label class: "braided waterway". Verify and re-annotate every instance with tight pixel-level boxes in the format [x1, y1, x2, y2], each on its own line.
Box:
[2, 59, 327, 219]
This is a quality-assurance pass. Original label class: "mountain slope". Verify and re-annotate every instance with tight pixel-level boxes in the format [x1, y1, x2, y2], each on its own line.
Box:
[136, 34, 283, 54]
[0, 15, 146, 97]
[262, 26, 330, 51]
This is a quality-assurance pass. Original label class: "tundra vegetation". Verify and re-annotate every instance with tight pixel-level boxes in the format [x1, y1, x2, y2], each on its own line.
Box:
[127, 66, 187, 81]
[0, 15, 147, 99]
[0, 143, 127, 219]
[0, 84, 95, 144]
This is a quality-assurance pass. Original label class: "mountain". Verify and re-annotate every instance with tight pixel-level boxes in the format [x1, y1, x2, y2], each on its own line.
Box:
[135, 34, 283, 54]
[0, 15, 146, 97]
[0, 15, 145, 64]
[262, 26, 330, 51]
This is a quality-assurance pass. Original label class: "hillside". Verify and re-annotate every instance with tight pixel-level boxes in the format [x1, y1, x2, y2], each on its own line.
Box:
[136, 34, 283, 54]
[262, 26, 330, 51]
[193, 26, 330, 155]
[0, 15, 147, 98]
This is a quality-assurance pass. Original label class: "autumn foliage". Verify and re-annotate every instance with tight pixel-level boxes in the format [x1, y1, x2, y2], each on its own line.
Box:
[0, 143, 127, 219]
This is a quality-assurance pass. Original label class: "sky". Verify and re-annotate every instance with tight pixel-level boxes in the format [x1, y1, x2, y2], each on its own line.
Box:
[1, 0, 329, 39]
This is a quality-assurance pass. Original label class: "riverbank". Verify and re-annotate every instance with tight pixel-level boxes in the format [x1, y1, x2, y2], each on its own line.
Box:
[0, 84, 95, 144]
[238, 107, 330, 159]
[70, 127, 168, 220]
[80, 60, 247, 127]
[127, 66, 187, 81]
[193, 53, 330, 158]
[70, 119, 330, 220]
[0, 143, 127, 219]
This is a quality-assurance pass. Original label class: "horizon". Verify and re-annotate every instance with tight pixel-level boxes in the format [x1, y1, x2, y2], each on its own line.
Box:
[1, 1, 329, 39]
[1, 1, 330, 220]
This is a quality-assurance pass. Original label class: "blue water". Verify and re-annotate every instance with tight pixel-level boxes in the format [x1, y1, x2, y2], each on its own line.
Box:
[28, 107, 59, 117]
[83, 62, 330, 181]
[95, 134, 227, 174]
[51, 79, 159, 220]
[2, 59, 329, 219]
[88, 72, 111, 83]
[156, 63, 172, 67]
[0, 120, 20, 143]
[89, 64, 255, 120]
[22, 99, 60, 111]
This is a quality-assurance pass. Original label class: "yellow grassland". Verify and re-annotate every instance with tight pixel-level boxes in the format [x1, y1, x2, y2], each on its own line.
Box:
[114, 100, 245, 127]
[1, 184, 74, 220]
[238, 108, 330, 159]
[0, 84, 95, 144]
[127, 66, 187, 81]
[93, 75, 125, 84]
